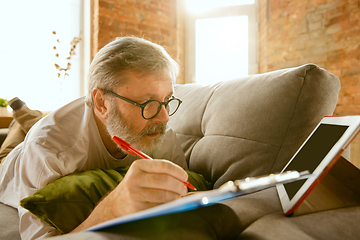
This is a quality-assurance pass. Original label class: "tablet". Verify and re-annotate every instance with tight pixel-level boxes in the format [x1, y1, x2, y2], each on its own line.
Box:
[276, 115, 360, 216]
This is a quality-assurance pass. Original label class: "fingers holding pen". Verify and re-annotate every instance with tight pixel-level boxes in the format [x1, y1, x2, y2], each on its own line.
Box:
[125, 159, 188, 198]
[132, 159, 188, 182]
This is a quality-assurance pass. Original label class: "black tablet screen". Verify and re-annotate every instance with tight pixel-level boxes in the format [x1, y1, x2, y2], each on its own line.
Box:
[284, 123, 348, 200]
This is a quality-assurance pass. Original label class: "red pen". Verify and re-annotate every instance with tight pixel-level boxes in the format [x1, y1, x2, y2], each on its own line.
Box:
[112, 136, 196, 190]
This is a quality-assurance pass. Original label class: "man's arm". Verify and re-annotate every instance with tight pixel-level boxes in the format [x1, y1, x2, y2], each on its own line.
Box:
[71, 159, 188, 232]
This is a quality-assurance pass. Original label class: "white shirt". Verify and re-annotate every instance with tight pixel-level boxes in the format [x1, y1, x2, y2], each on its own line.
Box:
[0, 97, 187, 239]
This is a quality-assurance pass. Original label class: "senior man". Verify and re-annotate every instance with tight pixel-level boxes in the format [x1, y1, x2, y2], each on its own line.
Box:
[0, 36, 189, 239]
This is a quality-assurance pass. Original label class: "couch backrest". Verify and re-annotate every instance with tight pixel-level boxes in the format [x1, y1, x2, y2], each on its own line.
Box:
[168, 64, 341, 188]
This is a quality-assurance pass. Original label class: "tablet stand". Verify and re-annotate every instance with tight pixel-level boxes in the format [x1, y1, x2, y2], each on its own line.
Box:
[293, 156, 360, 216]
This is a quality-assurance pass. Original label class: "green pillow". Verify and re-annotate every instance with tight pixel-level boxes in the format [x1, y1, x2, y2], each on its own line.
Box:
[20, 167, 128, 234]
[20, 167, 211, 234]
[187, 170, 213, 192]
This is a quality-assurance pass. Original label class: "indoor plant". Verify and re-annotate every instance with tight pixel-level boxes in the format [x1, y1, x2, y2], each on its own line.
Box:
[0, 98, 9, 116]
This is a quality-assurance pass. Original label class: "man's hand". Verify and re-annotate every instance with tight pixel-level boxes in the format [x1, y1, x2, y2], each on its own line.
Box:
[71, 159, 188, 233]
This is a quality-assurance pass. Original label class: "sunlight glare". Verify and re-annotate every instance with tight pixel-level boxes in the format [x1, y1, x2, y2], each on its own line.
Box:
[185, 0, 255, 13]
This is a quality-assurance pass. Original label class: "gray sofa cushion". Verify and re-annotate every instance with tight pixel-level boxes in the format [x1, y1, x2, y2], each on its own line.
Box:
[239, 205, 360, 240]
[222, 187, 282, 233]
[169, 64, 340, 188]
[0, 202, 21, 240]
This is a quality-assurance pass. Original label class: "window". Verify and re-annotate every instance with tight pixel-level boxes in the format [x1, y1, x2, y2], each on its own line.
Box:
[185, 0, 258, 85]
[0, 0, 90, 112]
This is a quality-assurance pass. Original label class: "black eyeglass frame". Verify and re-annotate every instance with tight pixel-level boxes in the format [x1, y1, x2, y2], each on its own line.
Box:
[102, 89, 182, 120]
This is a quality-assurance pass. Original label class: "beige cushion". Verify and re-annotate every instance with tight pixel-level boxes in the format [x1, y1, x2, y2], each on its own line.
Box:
[169, 64, 340, 188]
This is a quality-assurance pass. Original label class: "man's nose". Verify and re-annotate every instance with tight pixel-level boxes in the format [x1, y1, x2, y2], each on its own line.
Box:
[153, 105, 170, 123]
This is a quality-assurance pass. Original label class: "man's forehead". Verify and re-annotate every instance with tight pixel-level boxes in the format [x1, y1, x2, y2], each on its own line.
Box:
[116, 71, 174, 96]
[120, 70, 174, 83]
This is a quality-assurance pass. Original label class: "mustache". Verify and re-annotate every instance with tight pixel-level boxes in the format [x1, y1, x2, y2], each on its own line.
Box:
[121, 122, 168, 154]
[140, 122, 168, 136]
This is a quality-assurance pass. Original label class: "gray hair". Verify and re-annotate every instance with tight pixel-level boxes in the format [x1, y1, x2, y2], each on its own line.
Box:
[85, 36, 180, 107]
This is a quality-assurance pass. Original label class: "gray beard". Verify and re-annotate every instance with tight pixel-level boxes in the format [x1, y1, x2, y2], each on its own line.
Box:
[106, 103, 167, 157]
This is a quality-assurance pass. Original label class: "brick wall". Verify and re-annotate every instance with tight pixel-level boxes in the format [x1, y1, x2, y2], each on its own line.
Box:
[259, 0, 360, 116]
[91, 0, 186, 84]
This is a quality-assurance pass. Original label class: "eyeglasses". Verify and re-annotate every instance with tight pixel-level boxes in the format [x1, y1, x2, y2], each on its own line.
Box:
[102, 89, 182, 120]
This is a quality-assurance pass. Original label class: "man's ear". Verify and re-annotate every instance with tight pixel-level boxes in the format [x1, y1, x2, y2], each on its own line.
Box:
[92, 88, 109, 119]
